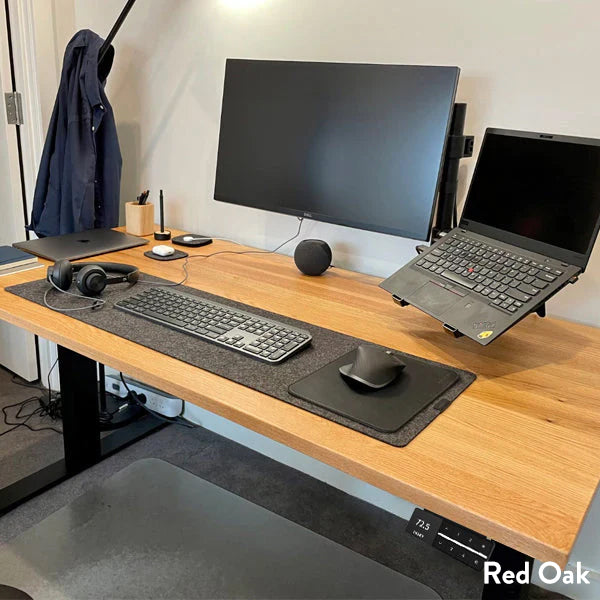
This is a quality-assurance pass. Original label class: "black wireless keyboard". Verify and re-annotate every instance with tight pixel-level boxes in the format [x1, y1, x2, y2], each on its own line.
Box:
[115, 288, 312, 364]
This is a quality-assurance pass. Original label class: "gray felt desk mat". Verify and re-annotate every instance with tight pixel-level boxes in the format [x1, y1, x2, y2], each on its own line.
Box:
[7, 275, 476, 447]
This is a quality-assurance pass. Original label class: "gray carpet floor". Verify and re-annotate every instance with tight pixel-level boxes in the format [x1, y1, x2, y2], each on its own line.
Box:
[0, 373, 569, 599]
[0, 367, 63, 490]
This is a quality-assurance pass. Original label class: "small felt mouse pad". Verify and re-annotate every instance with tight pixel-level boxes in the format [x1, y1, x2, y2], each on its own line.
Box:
[289, 349, 459, 432]
[144, 249, 188, 261]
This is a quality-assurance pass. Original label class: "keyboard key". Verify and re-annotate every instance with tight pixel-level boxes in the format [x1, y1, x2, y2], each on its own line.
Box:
[207, 325, 229, 335]
[506, 289, 531, 303]
[533, 279, 549, 289]
[144, 310, 186, 328]
[538, 272, 556, 283]
[517, 283, 540, 296]
[440, 270, 476, 289]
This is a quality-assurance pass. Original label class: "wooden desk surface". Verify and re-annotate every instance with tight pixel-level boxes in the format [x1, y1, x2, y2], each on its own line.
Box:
[1, 231, 599, 566]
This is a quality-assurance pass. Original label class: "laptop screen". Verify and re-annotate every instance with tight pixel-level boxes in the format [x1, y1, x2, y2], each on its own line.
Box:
[462, 131, 600, 256]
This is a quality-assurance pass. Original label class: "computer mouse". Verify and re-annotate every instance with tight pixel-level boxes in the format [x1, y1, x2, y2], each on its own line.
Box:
[339, 345, 406, 390]
[152, 245, 175, 257]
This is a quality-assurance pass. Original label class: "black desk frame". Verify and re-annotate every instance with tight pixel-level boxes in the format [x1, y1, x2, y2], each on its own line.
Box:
[0, 345, 163, 516]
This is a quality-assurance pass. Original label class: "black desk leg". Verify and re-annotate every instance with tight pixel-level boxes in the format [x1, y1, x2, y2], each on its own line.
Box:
[482, 543, 533, 600]
[58, 345, 101, 473]
[0, 347, 163, 516]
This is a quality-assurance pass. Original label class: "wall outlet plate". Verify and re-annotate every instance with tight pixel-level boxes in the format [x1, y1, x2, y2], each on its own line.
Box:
[105, 374, 184, 418]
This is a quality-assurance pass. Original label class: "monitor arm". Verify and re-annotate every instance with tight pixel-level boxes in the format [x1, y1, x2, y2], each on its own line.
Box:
[417, 103, 474, 254]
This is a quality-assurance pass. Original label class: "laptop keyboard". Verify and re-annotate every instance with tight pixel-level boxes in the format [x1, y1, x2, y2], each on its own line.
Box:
[415, 233, 563, 313]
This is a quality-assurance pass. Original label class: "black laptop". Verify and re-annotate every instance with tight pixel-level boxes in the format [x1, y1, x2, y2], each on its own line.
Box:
[13, 228, 148, 262]
[381, 128, 600, 345]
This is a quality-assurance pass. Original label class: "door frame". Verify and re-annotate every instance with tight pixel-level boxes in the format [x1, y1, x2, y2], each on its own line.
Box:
[4, 0, 59, 387]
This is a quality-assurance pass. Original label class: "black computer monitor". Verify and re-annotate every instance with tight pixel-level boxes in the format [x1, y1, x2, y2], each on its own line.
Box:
[214, 59, 460, 241]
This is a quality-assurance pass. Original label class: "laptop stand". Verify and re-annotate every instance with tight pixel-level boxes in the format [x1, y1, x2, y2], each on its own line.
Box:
[391, 294, 549, 340]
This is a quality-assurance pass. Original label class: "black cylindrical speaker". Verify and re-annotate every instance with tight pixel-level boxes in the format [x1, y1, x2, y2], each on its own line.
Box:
[294, 239, 332, 276]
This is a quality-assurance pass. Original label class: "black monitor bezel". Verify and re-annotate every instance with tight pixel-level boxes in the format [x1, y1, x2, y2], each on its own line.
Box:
[214, 58, 460, 242]
[460, 127, 600, 271]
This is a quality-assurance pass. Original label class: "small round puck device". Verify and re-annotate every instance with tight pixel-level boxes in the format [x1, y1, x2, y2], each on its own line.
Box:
[172, 234, 213, 248]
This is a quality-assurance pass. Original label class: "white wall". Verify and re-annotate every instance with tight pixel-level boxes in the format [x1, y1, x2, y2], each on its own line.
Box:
[32, 0, 75, 131]
[69, 0, 600, 327]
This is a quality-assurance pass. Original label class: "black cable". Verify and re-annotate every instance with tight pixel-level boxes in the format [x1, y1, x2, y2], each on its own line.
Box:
[119, 372, 196, 428]
[1, 396, 62, 437]
[0, 359, 62, 438]
[119, 371, 132, 394]
[137, 217, 305, 289]
[47, 357, 59, 409]
[188, 216, 305, 261]
[10, 376, 46, 392]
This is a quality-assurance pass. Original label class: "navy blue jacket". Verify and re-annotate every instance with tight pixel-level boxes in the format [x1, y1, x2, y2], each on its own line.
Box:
[30, 30, 122, 237]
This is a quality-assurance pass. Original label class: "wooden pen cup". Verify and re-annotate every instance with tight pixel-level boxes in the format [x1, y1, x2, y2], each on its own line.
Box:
[125, 201, 154, 237]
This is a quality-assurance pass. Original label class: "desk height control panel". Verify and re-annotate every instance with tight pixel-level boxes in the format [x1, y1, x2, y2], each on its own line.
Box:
[406, 508, 495, 570]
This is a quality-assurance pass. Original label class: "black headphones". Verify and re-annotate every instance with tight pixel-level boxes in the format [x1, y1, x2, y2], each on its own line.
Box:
[47, 260, 139, 296]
